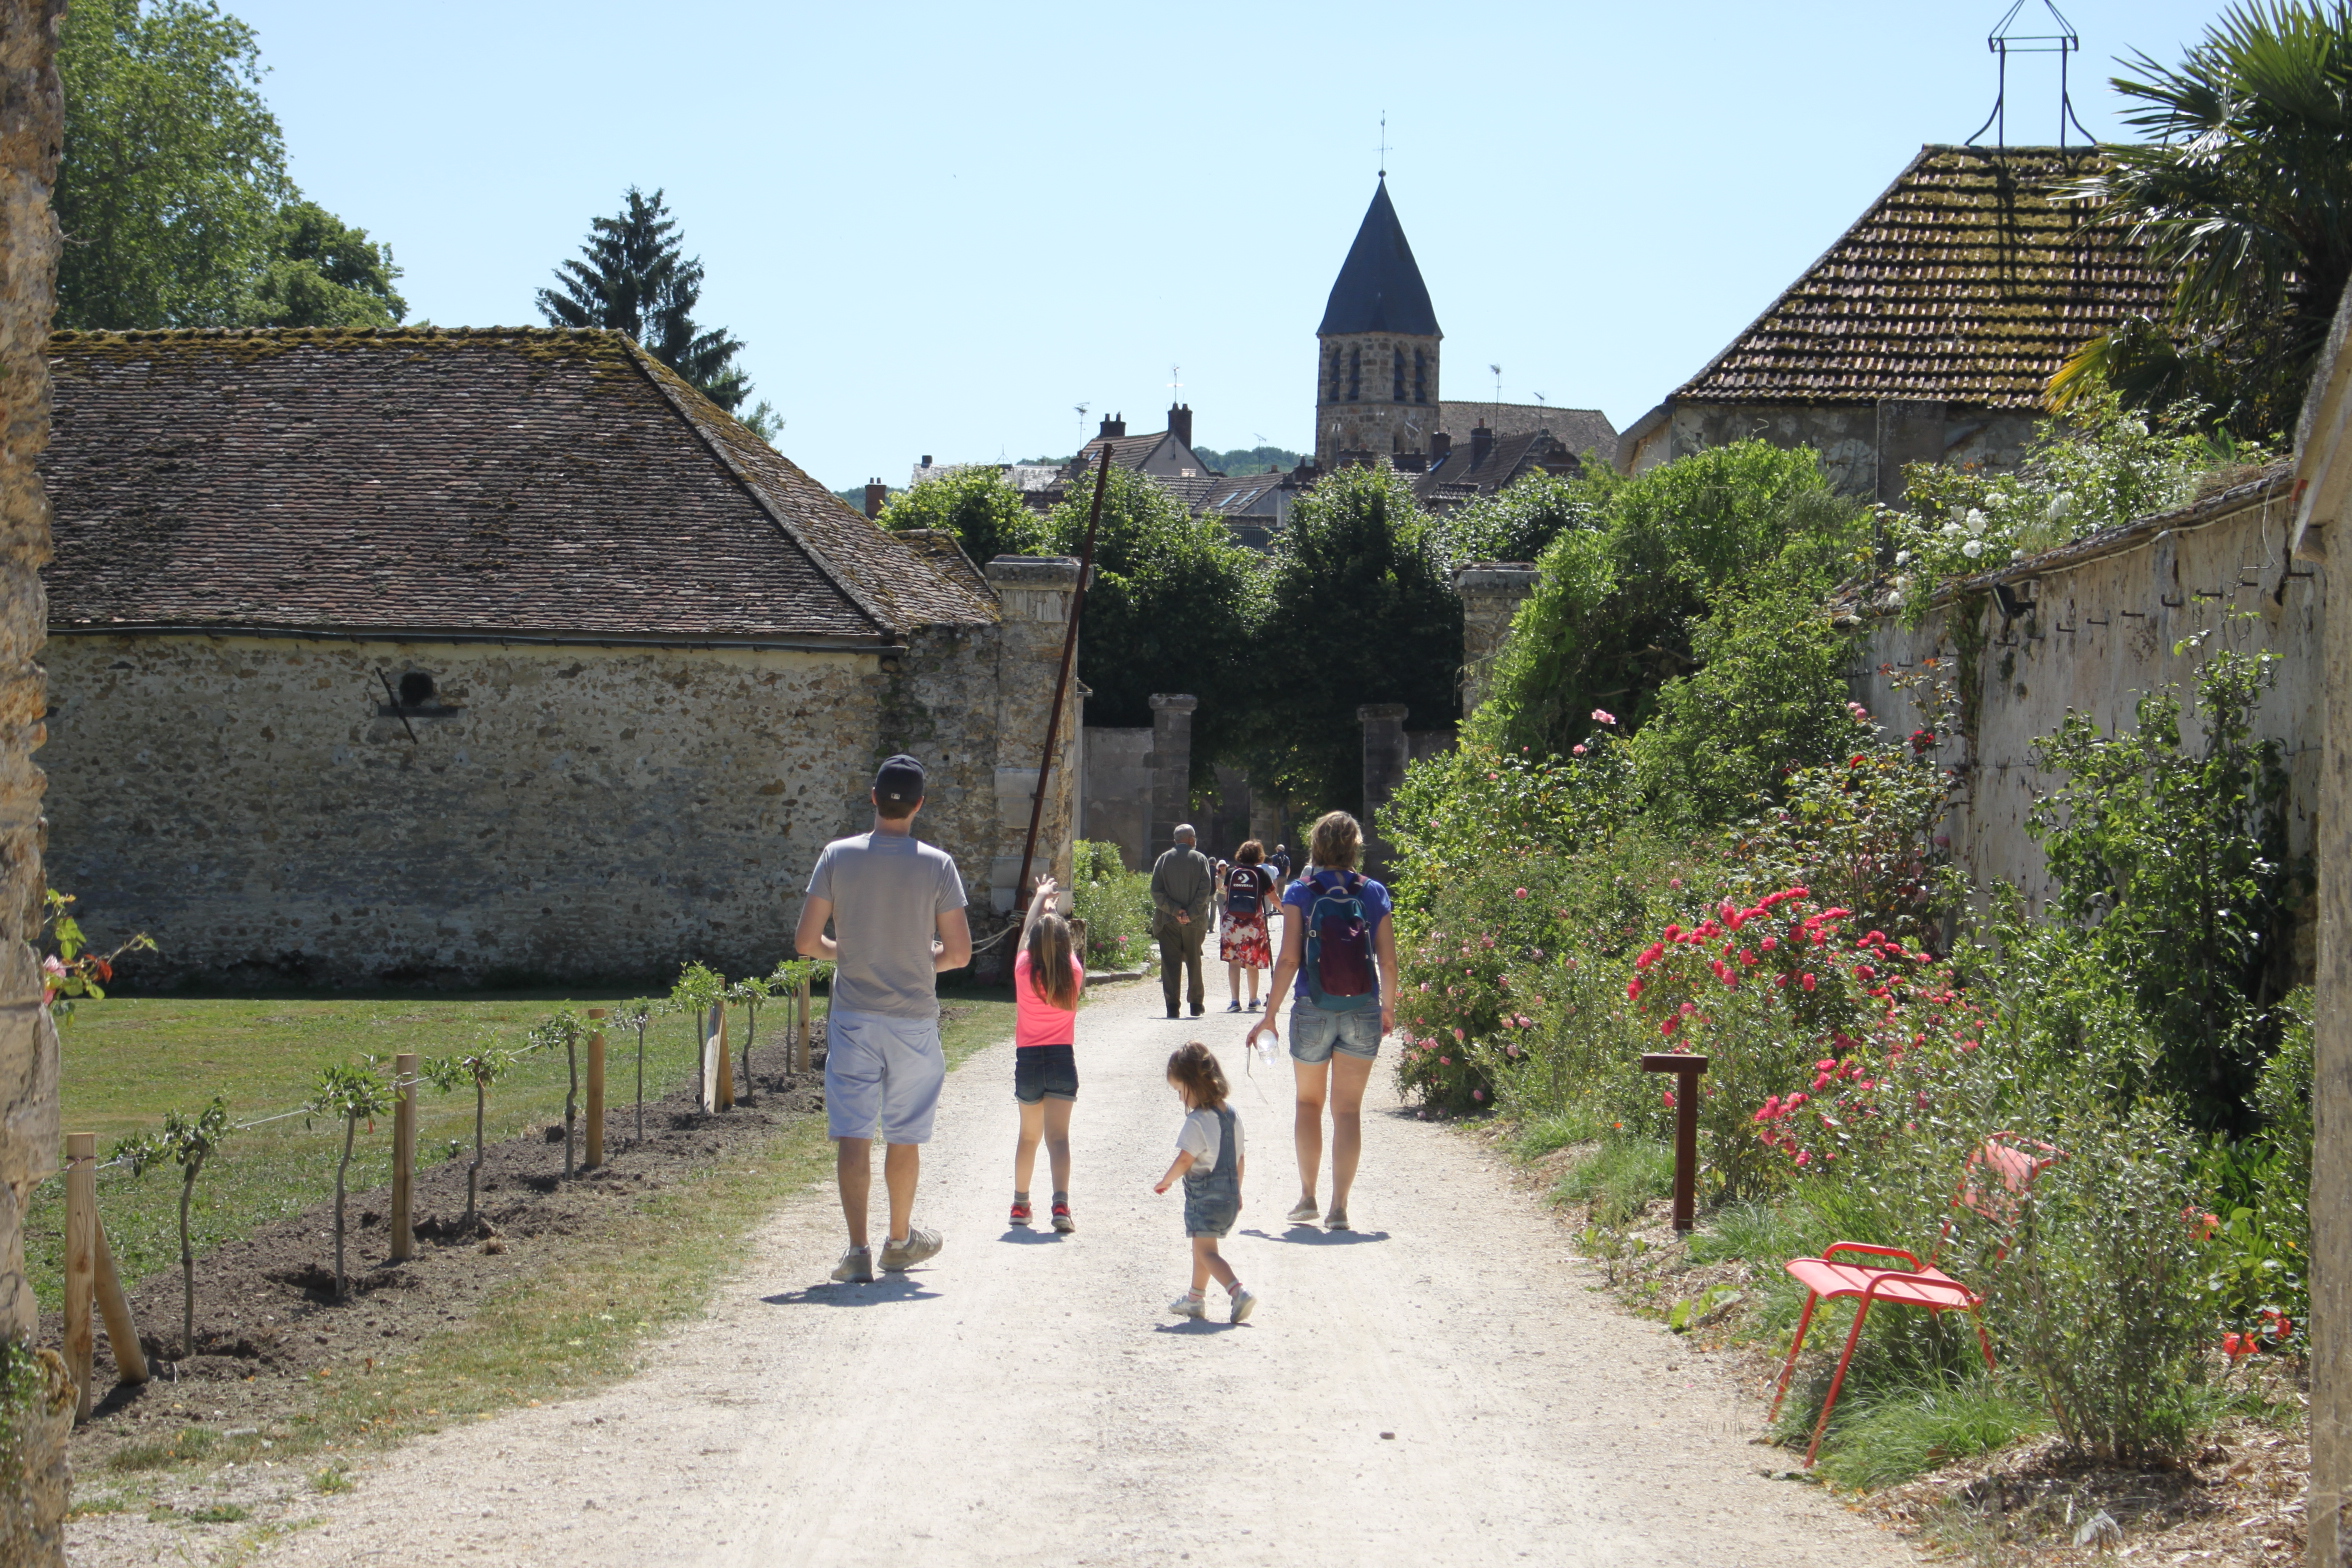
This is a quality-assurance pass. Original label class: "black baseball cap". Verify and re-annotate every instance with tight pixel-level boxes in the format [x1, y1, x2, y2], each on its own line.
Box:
[874, 754, 927, 804]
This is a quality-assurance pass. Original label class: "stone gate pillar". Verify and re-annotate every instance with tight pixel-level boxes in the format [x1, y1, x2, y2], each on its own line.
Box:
[1455, 563, 1541, 715]
[0, 3, 70, 1562]
[1358, 703, 1410, 877]
[984, 557, 1082, 920]
[1147, 694, 1197, 862]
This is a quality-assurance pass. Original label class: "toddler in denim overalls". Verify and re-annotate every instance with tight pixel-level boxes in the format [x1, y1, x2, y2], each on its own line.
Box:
[1153, 1042, 1258, 1323]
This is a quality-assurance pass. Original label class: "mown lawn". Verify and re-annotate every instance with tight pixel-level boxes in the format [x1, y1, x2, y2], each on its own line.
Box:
[28, 986, 1017, 1313]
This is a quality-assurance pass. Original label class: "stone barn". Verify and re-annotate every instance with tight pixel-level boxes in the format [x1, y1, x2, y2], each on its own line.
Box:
[36, 326, 1079, 987]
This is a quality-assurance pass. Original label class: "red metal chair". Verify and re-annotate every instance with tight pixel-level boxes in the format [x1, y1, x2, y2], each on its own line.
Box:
[1768, 1132, 2065, 1466]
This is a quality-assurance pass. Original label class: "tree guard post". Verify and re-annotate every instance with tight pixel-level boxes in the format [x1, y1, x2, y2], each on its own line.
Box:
[583, 1011, 606, 1170]
[1639, 1053, 1709, 1232]
[390, 1052, 418, 1261]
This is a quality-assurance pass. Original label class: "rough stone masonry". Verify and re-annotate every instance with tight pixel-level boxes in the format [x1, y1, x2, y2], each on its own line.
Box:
[0, 1, 71, 1560]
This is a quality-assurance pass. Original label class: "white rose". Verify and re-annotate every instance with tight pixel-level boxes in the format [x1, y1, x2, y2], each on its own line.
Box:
[1895, 550, 1912, 566]
[1940, 521, 1965, 538]
[1965, 509, 1988, 536]
[2011, 547, 2027, 561]
[2047, 491, 2075, 521]
[1961, 539, 1986, 560]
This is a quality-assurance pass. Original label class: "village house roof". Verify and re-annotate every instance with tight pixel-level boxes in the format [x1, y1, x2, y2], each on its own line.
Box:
[1413, 430, 1581, 510]
[1670, 144, 2168, 409]
[40, 327, 995, 648]
[1318, 179, 1441, 339]
[1437, 400, 1616, 459]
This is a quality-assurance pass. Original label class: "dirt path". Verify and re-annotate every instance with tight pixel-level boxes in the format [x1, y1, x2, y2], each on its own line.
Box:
[111, 967, 1916, 1567]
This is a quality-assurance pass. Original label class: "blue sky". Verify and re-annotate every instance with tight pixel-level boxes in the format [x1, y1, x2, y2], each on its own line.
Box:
[227, 0, 2229, 491]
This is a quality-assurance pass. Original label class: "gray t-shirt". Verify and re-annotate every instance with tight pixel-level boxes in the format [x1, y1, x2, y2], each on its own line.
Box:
[805, 830, 967, 1019]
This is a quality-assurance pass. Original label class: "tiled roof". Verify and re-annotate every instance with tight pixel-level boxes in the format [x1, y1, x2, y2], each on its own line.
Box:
[41, 327, 993, 643]
[1673, 145, 2168, 408]
[1200, 472, 1289, 517]
[1319, 180, 1441, 338]
[1413, 431, 1579, 508]
[1437, 401, 1616, 459]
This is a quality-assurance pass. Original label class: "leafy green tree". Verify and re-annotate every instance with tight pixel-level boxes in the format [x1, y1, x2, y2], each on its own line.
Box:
[1250, 464, 1459, 812]
[2061, 1, 2352, 436]
[1035, 466, 1265, 784]
[307, 1063, 393, 1298]
[877, 468, 1041, 566]
[1431, 470, 1600, 573]
[115, 1097, 231, 1359]
[423, 1043, 515, 1229]
[54, 0, 400, 332]
[251, 200, 404, 327]
[528, 1011, 589, 1175]
[536, 186, 774, 435]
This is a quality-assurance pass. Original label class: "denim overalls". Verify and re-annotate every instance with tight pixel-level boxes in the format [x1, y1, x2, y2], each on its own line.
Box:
[1183, 1105, 1241, 1238]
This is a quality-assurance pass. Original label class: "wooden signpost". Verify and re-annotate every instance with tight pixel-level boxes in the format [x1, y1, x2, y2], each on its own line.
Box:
[1638, 1053, 1710, 1233]
[584, 1010, 607, 1169]
[390, 1052, 418, 1262]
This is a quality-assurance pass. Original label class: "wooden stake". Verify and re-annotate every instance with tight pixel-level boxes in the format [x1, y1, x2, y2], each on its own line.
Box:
[94, 1219, 147, 1385]
[796, 976, 813, 1073]
[1639, 1053, 1710, 1233]
[715, 1005, 734, 1110]
[64, 1132, 95, 1421]
[584, 1011, 607, 1170]
[390, 1051, 418, 1262]
[698, 1007, 719, 1114]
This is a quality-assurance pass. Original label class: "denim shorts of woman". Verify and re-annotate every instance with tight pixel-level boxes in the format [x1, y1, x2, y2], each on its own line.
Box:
[1288, 1002, 1383, 1064]
[1183, 1105, 1242, 1238]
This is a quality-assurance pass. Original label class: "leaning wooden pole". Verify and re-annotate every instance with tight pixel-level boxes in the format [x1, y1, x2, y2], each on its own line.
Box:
[93, 1220, 146, 1386]
[1014, 446, 1112, 900]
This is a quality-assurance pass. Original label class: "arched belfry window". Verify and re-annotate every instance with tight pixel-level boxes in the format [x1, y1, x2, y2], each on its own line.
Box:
[1414, 349, 1429, 404]
[1329, 347, 1343, 401]
[1392, 344, 1406, 402]
[1347, 346, 1361, 402]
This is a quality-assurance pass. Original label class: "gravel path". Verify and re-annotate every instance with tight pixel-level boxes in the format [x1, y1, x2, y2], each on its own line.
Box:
[108, 964, 1917, 1567]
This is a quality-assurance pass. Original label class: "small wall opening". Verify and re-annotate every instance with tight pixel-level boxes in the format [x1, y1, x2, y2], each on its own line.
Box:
[397, 671, 436, 708]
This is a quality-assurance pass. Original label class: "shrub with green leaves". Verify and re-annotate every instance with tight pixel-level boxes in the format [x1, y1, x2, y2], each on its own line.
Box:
[1070, 840, 1151, 967]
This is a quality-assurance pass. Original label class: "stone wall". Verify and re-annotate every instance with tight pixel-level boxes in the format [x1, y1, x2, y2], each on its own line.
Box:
[1623, 401, 2039, 504]
[0, 1, 66, 1559]
[975, 558, 1079, 930]
[1079, 726, 1150, 871]
[1852, 475, 2321, 955]
[1456, 564, 1539, 714]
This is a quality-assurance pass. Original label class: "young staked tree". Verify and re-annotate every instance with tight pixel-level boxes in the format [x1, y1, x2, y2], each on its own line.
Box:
[307, 1064, 393, 1299]
[424, 1043, 516, 1230]
[613, 998, 659, 1145]
[528, 1011, 588, 1177]
[115, 1097, 231, 1360]
[670, 961, 730, 1109]
[726, 975, 774, 1099]
[535, 186, 776, 437]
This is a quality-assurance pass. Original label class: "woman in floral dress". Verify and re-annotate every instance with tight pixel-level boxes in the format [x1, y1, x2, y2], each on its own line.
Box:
[1219, 840, 1275, 1011]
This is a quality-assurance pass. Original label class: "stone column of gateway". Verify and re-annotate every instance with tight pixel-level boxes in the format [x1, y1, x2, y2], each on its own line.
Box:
[1454, 562, 1541, 715]
[1148, 694, 1198, 861]
[0, 2, 71, 1561]
[982, 555, 1083, 935]
[1357, 703, 1411, 879]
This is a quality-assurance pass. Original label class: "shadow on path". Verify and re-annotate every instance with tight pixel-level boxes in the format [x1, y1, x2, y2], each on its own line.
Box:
[997, 1228, 1068, 1246]
[1241, 1225, 1390, 1246]
[761, 1276, 943, 1308]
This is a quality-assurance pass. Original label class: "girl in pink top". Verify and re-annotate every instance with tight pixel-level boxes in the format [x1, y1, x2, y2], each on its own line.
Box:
[1011, 875, 1084, 1233]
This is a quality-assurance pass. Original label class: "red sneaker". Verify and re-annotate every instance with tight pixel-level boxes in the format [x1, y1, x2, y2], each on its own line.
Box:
[1051, 1200, 1076, 1234]
[1009, 1198, 1033, 1227]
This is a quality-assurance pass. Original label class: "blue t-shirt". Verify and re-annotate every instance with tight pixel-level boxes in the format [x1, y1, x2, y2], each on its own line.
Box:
[1281, 869, 1392, 1004]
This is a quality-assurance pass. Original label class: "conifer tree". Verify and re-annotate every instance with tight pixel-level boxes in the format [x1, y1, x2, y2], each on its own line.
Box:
[535, 187, 776, 436]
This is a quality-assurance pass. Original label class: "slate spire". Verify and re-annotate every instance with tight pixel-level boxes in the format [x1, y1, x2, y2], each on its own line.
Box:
[1317, 180, 1440, 339]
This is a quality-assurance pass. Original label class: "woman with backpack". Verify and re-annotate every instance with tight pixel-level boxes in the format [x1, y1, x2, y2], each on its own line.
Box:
[1218, 840, 1274, 1012]
[1242, 811, 1398, 1231]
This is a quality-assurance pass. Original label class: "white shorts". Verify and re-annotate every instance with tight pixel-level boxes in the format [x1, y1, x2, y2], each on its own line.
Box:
[824, 1007, 947, 1144]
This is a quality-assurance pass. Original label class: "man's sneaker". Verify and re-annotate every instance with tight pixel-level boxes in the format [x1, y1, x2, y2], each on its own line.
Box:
[1285, 1198, 1320, 1225]
[1051, 1200, 1076, 1234]
[1230, 1286, 1259, 1324]
[1168, 1290, 1207, 1319]
[880, 1227, 943, 1271]
[831, 1245, 875, 1284]
[1325, 1205, 1351, 1232]
[1190, 1005, 1205, 1018]
[1167, 1006, 1180, 1019]
[1009, 1198, 1033, 1227]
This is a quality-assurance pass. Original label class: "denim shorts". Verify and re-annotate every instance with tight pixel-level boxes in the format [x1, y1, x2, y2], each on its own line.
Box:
[1013, 1044, 1078, 1104]
[1288, 1001, 1384, 1064]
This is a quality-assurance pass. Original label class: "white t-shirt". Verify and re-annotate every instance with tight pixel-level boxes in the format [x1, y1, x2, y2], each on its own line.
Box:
[1177, 1105, 1243, 1171]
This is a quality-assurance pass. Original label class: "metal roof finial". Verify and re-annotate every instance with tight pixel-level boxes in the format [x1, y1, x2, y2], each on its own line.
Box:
[1966, 1, 2097, 150]
[1377, 110, 1388, 180]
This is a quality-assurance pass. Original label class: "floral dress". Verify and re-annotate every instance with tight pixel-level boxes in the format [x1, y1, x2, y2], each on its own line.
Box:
[1219, 864, 1273, 969]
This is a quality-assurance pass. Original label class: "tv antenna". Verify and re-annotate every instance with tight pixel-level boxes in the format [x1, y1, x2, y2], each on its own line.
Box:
[1490, 363, 1503, 413]
[1168, 364, 1182, 402]
[1966, 1, 2096, 150]
[1074, 401, 1089, 438]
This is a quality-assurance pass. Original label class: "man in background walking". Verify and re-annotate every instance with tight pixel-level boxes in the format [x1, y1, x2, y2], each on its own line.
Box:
[796, 754, 972, 1283]
[1151, 823, 1214, 1019]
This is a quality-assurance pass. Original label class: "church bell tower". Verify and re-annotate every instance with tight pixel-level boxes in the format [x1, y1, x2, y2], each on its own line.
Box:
[1315, 179, 1441, 467]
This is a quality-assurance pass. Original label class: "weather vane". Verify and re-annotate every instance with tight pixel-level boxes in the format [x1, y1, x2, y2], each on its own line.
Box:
[1966, 0, 2095, 150]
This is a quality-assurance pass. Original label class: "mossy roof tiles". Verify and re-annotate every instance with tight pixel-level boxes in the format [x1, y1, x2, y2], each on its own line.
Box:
[39, 326, 994, 643]
[1674, 145, 2168, 408]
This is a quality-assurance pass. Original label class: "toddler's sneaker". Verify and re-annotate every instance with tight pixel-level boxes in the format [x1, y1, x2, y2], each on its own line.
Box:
[1009, 1198, 1033, 1227]
[1230, 1285, 1258, 1324]
[880, 1227, 943, 1271]
[1051, 1199, 1075, 1234]
[830, 1245, 874, 1284]
[1167, 1289, 1207, 1319]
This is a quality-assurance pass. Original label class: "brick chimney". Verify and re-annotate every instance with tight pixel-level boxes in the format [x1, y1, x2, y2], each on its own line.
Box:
[1168, 403, 1193, 448]
[1470, 425, 1493, 465]
[1430, 431, 1452, 463]
[1099, 413, 1126, 440]
[864, 479, 887, 518]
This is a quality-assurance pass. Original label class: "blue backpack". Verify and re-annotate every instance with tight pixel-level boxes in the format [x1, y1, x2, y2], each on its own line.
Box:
[1302, 870, 1379, 1012]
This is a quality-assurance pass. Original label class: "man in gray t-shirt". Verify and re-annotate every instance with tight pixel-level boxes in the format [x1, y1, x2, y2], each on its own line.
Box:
[795, 755, 972, 1284]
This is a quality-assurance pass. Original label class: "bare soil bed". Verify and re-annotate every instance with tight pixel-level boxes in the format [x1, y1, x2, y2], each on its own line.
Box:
[45, 1036, 836, 1470]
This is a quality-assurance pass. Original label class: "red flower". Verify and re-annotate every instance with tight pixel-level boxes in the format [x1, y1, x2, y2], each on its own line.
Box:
[1800, 973, 1817, 991]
